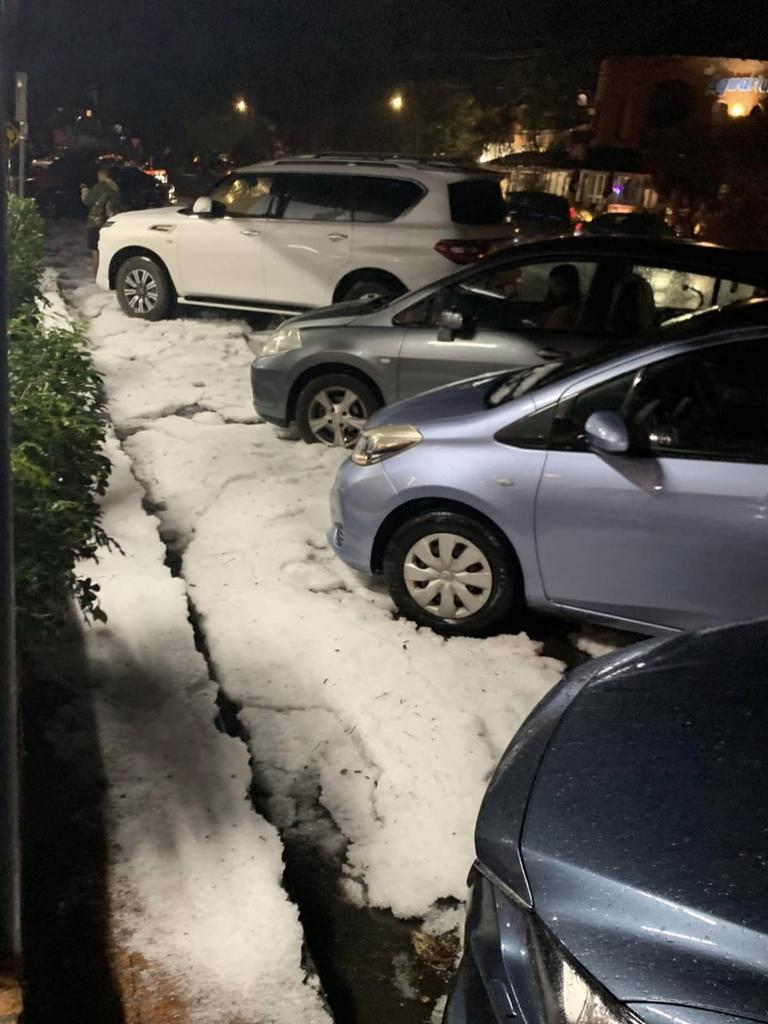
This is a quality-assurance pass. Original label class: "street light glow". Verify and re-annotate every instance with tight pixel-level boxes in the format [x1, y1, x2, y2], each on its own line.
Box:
[388, 92, 404, 113]
[234, 97, 248, 114]
[728, 102, 747, 118]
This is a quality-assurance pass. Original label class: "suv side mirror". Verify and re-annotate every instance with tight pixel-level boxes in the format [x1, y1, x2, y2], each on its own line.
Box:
[437, 309, 464, 341]
[192, 196, 214, 217]
[584, 410, 630, 454]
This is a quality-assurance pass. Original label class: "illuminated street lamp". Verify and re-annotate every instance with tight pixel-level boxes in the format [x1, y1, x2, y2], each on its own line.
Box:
[234, 97, 248, 115]
[388, 91, 404, 113]
[728, 102, 747, 118]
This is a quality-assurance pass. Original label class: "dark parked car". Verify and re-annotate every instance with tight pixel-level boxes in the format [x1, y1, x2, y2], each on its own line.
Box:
[26, 150, 170, 218]
[581, 211, 675, 238]
[252, 235, 768, 446]
[505, 190, 574, 240]
[445, 618, 768, 1024]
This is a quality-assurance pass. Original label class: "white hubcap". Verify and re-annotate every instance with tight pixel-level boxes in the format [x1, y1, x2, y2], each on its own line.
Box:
[308, 387, 368, 447]
[124, 268, 159, 314]
[403, 533, 493, 620]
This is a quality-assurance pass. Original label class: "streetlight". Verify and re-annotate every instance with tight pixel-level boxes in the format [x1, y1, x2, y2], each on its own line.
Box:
[234, 97, 248, 115]
[388, 91, 404, 114]
[728, 102, 747, 118]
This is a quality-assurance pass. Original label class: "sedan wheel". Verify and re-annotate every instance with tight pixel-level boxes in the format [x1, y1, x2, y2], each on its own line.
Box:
[295, 373, 381, 447]
[384, 511, 522, 637]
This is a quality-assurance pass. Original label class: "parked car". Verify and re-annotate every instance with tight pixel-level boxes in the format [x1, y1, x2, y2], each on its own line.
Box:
[581, 211, 675, 238]
[328, 299, 768, 637]
[96, 155, 517, 321]
[505, 190, 574, 240]
[252, 236, 766, 446]
[26, 150, 170, 218]
[445, 617, 768, 1024]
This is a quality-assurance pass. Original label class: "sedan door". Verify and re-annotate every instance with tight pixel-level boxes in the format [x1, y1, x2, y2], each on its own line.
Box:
[534, 338, 768, 631]
[394, 257, 614, 400]
[177, 172, 278, 302]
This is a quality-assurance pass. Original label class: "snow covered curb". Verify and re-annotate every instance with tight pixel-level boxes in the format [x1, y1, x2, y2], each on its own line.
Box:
[80, 435, 329, 1023]
[41, 264, 329, 1022]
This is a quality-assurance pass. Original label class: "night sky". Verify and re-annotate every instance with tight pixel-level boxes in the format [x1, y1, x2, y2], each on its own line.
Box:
[11, 0, 768, 146]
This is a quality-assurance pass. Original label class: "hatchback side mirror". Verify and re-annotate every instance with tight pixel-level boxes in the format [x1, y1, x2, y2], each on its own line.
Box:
[192, 196, 214, 217]
[584, 410, 630, 454]
[437, 309, 464, 341]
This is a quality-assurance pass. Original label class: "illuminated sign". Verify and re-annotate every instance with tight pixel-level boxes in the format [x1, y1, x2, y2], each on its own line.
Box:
[709, 76, 768, 97]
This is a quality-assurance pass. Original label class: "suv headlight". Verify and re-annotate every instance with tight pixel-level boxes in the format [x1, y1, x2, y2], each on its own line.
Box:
[351, 424, 422, 466]
[261, 326, 302, 356]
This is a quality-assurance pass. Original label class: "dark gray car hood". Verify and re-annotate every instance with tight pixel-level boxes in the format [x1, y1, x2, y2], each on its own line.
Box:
[520, 620, 768, 1020]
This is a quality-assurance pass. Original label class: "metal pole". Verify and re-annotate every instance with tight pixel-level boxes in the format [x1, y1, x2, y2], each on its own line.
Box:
[14, 71, 26, 199]
[0, 1, 22, 1020]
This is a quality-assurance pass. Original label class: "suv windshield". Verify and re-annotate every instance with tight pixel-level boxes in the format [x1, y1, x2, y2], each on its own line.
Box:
[449, 179, 507, 225]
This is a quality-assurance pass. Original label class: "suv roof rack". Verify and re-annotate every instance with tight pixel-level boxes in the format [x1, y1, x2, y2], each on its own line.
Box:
[271, 152, 489, 173]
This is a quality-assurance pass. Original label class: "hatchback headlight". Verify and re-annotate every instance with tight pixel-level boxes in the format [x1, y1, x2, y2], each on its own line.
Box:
[261, 326, 302, 356]
[351, 424, 422, 466]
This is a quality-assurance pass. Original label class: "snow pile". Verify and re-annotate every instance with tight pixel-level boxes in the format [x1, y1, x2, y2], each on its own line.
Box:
[79, 436, 329, 1023]
[50, 222, 566, 922]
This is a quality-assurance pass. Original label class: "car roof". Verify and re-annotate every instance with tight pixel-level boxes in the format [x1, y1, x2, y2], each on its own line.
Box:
[235, 155, 501, 183]
[490, 234, 766, 279]
[523, 299, 768, 402]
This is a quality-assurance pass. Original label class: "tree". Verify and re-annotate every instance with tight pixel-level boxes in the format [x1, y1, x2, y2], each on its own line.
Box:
[389, 81, 485, 157]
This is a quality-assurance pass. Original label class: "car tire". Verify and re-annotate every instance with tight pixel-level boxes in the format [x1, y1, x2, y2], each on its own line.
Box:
[339, 277, 403, 303]
[295, 373, 381, 447]
[383, 512, 522, 637]
[116, 255, 173, 321]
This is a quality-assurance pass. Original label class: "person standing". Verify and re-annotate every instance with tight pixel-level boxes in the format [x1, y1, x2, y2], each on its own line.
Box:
[81, 164, 122, 276]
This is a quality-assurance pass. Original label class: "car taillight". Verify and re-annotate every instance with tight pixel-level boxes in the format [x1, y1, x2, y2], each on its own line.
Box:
[569, 206, 577, 222]
[435, 239, 495, 264]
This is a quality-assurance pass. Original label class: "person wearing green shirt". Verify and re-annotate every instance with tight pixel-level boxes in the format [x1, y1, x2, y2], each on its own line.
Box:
[81, 165, 122, 275]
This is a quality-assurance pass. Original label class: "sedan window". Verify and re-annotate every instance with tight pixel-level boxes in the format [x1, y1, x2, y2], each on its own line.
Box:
[632, 265, 764, 324]
[437, 260, 602, 333]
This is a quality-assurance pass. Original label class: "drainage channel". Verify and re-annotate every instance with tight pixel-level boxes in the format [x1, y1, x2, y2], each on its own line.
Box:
[158, 525, 455, 1024]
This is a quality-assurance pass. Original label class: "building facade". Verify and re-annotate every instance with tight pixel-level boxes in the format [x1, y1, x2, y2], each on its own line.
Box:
[593, 55, 768, 151]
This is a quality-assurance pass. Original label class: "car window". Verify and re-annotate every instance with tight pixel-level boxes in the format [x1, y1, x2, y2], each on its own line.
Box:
[448, 179, 507, 225]
[633, 265, 764, 323]
[352, 177, 423, 222]
[554, 338, 768, 463]
[438, 260, 601, 333]
[278, 173, 352, 221]
[209, 174, 279, 217]
[625, 339, 768, 462]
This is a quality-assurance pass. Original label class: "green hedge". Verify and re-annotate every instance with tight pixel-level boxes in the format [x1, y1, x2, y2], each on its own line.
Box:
[6, 194, 43, 317]
[7, 196, 112, 644]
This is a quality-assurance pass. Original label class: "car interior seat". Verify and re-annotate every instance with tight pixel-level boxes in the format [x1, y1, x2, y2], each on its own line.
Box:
[608, 273, 657, 335]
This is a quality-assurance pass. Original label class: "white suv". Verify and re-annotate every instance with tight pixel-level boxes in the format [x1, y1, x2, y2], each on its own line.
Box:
[96, 156, 518, 321]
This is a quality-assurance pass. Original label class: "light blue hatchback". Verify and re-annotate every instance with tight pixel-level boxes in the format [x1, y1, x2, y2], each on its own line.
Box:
[329, 301, 768, 637]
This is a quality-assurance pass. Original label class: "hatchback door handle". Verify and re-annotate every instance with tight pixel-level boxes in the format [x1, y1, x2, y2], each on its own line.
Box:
[328, 233, 349, 242]
[538, 346, 569, 361]
[240, 229, 261, 237]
